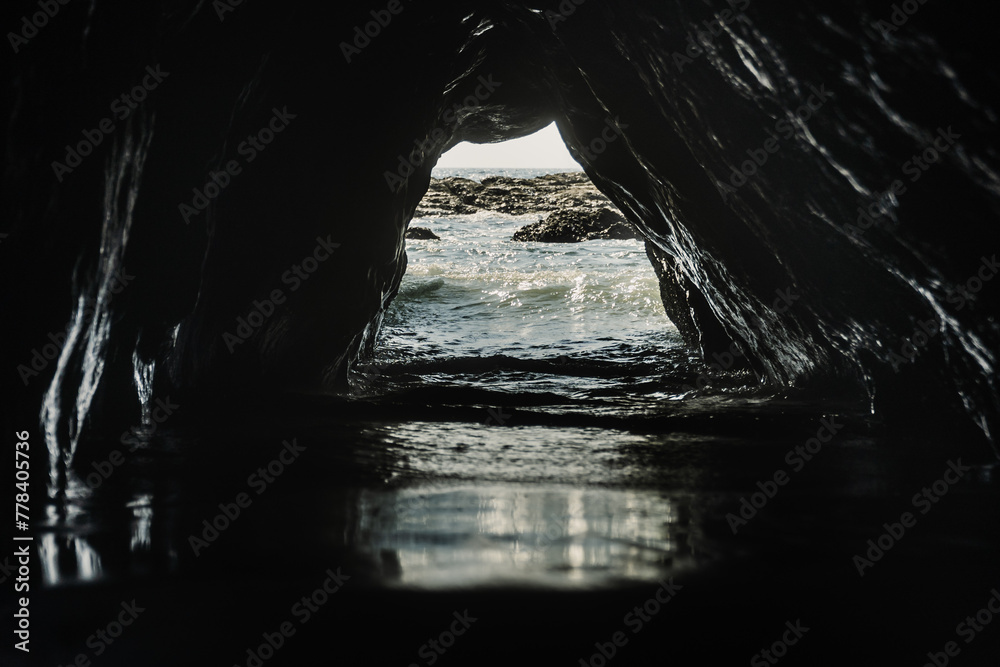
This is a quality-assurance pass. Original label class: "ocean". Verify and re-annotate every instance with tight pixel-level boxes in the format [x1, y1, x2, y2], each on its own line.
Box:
[375, 167, 688, 412]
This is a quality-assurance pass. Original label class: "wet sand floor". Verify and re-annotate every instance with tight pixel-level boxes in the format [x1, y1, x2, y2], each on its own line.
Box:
[21, 396, 1000, 665]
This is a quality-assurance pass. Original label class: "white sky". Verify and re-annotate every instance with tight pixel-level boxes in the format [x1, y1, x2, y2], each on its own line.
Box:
[435, 122, 581, 169]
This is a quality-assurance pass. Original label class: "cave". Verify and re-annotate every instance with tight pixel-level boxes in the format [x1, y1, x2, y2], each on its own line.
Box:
[4, 1, 1000, 664]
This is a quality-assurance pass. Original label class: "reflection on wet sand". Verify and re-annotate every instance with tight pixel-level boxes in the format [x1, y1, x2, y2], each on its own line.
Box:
[353, 484, 694, 588]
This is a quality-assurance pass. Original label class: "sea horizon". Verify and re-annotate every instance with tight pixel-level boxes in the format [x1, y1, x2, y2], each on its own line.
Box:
[431, 165, 584, 182]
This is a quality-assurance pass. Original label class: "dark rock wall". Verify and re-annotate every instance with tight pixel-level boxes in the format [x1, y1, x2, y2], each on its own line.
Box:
[3, 1, 998, 453]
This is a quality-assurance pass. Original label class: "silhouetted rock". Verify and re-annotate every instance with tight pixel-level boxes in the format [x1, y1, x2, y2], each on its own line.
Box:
[405, 227, 440, 240]
[415, 178, 481, 216]
[512, 208, 639, 242]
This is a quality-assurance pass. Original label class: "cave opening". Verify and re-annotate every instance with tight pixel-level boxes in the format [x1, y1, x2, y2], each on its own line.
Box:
[359, 123, 707, 417]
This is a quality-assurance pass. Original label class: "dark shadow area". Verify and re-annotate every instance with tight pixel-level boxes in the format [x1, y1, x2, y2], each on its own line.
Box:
[3, 1, 1000, 665]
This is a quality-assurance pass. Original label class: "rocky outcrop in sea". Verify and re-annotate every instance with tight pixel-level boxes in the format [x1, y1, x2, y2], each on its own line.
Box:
[404, 227, 440, 240]
[511, 208, 638, 242]
[415, 172, 639, 242]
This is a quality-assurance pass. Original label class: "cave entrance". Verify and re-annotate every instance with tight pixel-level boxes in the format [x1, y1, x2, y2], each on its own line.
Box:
[366, 123, 691, 414]
[350, 125, 695, 587]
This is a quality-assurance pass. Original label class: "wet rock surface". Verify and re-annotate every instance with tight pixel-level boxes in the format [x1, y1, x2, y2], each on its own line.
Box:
[404, 226, 440, 240]
[512, 207, 638, 242]
[416, 172, 638, 242]
[416, 172, 614, 217]
[10, 1, 999, 446]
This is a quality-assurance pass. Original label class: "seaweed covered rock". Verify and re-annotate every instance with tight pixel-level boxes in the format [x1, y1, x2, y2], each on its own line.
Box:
[512, 208, 639, 242]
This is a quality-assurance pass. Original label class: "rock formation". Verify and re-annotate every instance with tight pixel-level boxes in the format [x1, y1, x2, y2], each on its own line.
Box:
[512, 207, 638, 242]
[416, 172, 615, 217]
[404, 227, 440, 240]
[3, 1, 998, 454]
[416, 172, 639, 241]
